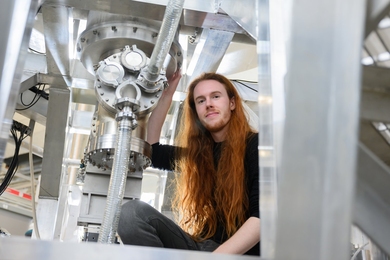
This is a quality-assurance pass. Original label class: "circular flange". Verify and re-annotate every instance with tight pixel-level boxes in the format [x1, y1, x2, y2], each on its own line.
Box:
[76, 21, 183, 80]
[120, 45, 147, 72]
[96, 59, 125, 87]
[86, 136, 151, 172]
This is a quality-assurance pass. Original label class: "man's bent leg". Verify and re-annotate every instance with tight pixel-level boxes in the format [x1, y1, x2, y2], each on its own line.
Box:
[118, 200, 198, 250]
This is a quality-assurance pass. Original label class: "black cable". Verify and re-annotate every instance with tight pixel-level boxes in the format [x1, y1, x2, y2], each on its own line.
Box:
[29, 85, 49, 100]
[16, 84, 47, 111]
[0, 121, 30, 196]
[20, 85, 40, 106]
[232, 80, 258, 93]
[28, 47, 46, 55]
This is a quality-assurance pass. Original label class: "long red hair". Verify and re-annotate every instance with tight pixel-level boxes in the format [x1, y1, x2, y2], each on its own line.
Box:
[173, 73, 255, 241]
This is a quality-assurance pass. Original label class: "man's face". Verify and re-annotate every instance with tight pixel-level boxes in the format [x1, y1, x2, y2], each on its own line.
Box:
[193, 80, 235, 142]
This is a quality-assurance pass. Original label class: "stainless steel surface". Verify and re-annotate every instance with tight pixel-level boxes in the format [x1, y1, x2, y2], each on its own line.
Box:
[35, 198, 59, 239]
[274, 0, 365, 259]
[187, 28, 234, 82]
[0, 0, 41, 163]
[0, 236, 262, 260]
[354, 144, 390, 256]
[42, 0, 248, 36]
[42, 4, 71, 79]
[39, 88, 71, 198]
[221, 0, 257, 39]
[257, 0, 287, 257]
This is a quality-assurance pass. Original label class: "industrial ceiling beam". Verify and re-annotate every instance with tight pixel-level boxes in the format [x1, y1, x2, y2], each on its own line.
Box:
[365, 0, 390, 37]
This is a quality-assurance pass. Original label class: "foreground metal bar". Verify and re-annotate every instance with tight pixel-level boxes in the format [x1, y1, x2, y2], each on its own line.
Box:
[0, 236, 263, 260]
[0, 0, 41, 163]
[256, 0, 287, 257]
[354, 144, 390, 256]
[274, 0, 366, 259]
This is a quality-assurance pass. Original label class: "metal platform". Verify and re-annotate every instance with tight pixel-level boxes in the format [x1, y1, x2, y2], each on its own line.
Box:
[0, 237, 262, 260]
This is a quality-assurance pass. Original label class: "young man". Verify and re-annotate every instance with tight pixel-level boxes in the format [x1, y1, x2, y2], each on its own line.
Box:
[118, 72, 260, 255]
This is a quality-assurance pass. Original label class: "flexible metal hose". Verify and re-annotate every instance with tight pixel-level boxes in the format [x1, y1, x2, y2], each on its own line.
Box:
[146, 0, 184, 81]
[98, 114, 133, 243]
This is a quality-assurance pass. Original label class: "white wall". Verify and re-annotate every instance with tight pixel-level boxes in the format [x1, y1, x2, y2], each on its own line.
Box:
[0, 209, 32, 237]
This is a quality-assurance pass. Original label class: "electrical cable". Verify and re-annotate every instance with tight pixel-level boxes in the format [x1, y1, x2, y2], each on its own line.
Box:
[16, 84, 47, 111]
[28, 47, 46, 55]
[351, 241, 369, 260]
[0, 121, 30, 196]
[232, 80, 258, 93]
[28, 121, 40, 239]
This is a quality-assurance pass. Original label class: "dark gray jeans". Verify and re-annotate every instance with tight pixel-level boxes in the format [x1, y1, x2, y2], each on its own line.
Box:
[118, 200, 220, 252]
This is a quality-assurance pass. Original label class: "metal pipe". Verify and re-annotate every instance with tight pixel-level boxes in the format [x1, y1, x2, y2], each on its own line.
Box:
[98, 107, 134, 243]
[145, 0, 184, 82]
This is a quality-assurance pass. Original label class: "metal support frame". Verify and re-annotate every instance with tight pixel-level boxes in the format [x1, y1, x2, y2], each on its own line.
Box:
[0, 236, 262, 260]
[42, 4, 71, 78]
[39, 2, 72, 199]
[274, 0, 366, 259]
[220, 0, 257, 39]
[39, 87, 71, 198]
[255, 0, 288, 257]
[0, 0, 42, 163]
[186, 28, 234, 83]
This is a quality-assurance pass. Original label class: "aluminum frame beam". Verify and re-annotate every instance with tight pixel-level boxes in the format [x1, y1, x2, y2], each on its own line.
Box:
[274, 0, 366, 259]
[39, 87, 70, 198]
[220, 0, 257, 40]
[0, 236, 264, 260]
[186, 28, 234, 83]
[0, 0, 42, 164]
[41, 4, 71, 84]
[255, 0, 287, 257]
[42, 0, 247, 36]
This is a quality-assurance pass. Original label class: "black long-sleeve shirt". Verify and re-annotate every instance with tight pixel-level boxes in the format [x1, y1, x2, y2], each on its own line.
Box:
[150, 133, 260, 255]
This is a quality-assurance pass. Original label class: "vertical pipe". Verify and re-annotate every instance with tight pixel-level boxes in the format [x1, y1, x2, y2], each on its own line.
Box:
[98, 110, 133, 243]
[146, 0, 184, 82]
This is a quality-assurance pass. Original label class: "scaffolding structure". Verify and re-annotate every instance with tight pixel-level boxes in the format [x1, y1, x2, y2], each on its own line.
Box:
[1, 0, 390, 259]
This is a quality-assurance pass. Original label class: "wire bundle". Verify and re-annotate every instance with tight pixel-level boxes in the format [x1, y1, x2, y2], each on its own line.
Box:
[0, 121, 31, 196]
